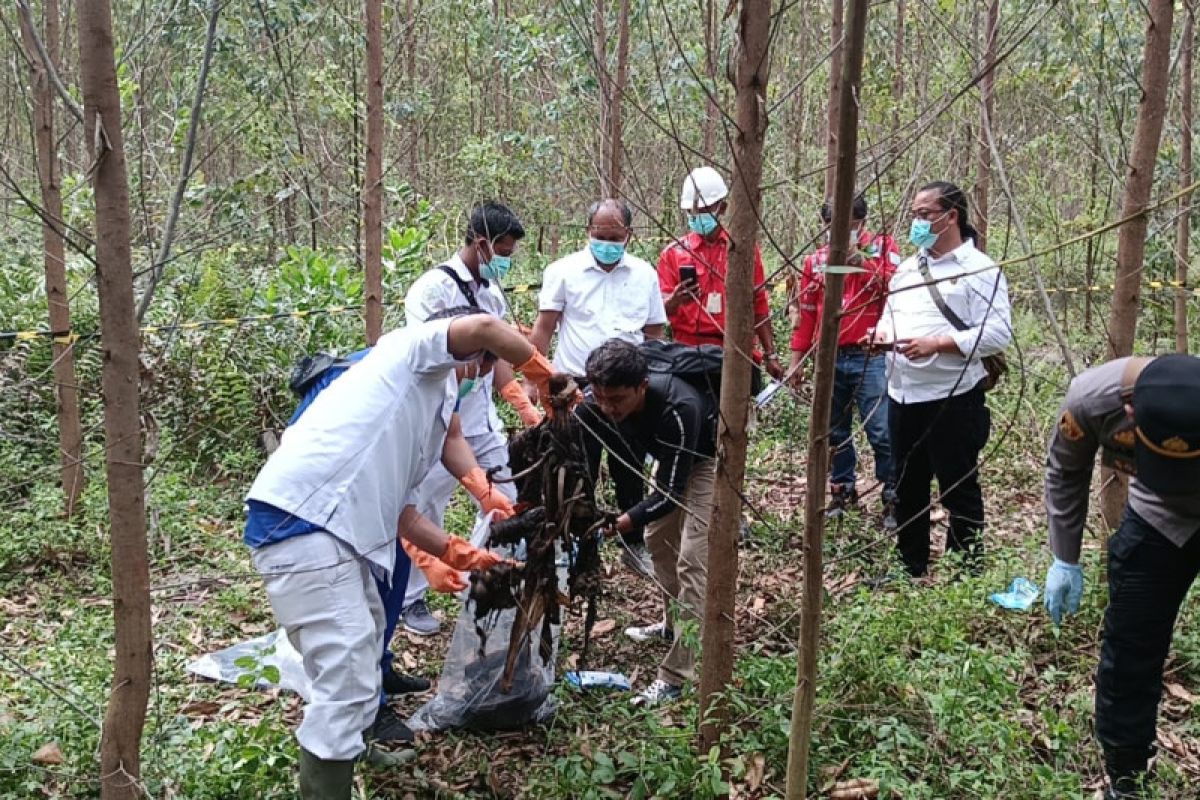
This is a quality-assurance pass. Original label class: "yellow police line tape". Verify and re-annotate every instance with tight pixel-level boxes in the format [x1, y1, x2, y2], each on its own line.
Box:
[1009, 279, 1200, 297]
[0, 283, 547, 344]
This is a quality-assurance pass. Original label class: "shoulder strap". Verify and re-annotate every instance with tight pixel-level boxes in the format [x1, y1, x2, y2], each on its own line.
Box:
[437, 264, 479, 308]
[1119, 356, 1153, 402]
[917, 255, 968, 331]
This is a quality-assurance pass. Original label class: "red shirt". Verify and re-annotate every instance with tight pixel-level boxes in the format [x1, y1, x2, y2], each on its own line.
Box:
[656, 230, 771, 347]
[790, 229, 900, 353]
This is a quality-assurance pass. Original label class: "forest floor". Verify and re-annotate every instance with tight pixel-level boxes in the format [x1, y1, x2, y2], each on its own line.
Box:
[2, 375, 1200, 799]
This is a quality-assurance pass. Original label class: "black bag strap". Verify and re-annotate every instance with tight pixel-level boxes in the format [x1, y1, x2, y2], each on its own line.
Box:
[437, 264, 480, 309]
[916, 255, 969, 331]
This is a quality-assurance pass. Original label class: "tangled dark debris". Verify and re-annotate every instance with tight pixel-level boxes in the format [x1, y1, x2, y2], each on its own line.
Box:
[467, 375, 610, 692]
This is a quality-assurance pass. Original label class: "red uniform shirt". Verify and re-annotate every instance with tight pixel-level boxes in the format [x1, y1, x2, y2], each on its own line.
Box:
[790, 229, 900, 353]
[657, 230, 771, 347]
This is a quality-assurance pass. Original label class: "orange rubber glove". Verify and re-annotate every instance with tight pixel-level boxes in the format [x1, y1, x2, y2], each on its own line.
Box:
[515, 350, 554, 406]
[500, 379, 543, 427]
[440, 536, 504, 572]
[460, 466, 515, 520]
[402, 539, 466, 593]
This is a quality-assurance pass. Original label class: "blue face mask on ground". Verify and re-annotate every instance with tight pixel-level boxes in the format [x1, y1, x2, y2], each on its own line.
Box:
[480, 253, 512, 282]
[687, 213, 719, 236]
[589, 238, 626, 265]
[908, 219, 939, 250]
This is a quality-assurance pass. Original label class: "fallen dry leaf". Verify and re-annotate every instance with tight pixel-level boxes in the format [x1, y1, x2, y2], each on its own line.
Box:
[32, 742, 63, 765]
[1165, 682, 1197, 703]
[830, 777, 879, 799]
[591, 619, 617, 637]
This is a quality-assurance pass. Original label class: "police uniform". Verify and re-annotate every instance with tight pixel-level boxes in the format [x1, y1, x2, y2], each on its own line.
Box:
[1045, 355, 1200, 794]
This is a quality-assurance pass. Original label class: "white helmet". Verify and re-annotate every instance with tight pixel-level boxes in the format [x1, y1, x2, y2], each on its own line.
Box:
[679, 166, 728, 210]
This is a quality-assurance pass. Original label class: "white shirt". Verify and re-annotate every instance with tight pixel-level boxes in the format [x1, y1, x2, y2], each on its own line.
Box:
[538, 247, 668, 377]
[879, 239, 1012, 403]
[247, 319, 462, 578]
[404, 255, 506, 437]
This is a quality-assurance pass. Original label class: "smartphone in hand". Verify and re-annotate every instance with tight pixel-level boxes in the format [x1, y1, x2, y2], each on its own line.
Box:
[679, 265, 698, 287]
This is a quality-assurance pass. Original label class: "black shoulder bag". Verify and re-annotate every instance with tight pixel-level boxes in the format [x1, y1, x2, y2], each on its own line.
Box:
[437, 264, 480, 309]
[916, 256, 1008, 391]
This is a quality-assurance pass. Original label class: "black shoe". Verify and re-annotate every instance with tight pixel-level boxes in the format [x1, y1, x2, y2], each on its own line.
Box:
[826, 485, 859, 519]
[370, 705, 415, 744]
[1103, 746, 1152, 799]
[382, 667, 431, 696]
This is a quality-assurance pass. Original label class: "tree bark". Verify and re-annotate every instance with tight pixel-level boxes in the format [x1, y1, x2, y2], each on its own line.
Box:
[702, 0, 719, 158]
[974, 0, 999, 251]
[785, 0, 869, 797]
[1102, 0, 1174, 527]
[1177, 1, 1195, 354]
[20, 0, 85, 517]
[594, 0, 611, 195]
[76, 1, 151, 798]
[823, 0, 844, 198]
[364, 0, 384, 344]
[606, 0, 631, 194]
[697, 0, 773, 757]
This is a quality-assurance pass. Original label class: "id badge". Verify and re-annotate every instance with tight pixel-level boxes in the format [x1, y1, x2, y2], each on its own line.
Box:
[706, 292, 722, 314]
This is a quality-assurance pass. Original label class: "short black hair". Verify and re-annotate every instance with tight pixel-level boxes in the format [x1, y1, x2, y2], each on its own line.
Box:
[586, 198, 633, 228]
[820, 194, 868, 222]
[464, 201, 526, 245]
[585, 339, 648, 388]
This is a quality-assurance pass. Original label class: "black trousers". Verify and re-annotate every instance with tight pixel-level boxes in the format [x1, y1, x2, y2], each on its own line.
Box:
[1096, 507, 1200, 766]
[887, 382, 990, 576]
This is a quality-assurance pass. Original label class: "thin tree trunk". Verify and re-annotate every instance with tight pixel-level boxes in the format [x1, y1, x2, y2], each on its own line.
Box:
[1102, 0, 1174, 527]
[606, 0, 631, 194]
[785, 0, 869, 797]
[134, 0, 220, 322]
[594, 0, 610, 195]
[76, 1, 151, 797]
[1177, 1, 1195, 354]
[702, 0, 719, 158]
[20, 0, 85, 517]
[981, 104, 1076, 376]
[892, 0, 904, 135]
[974, 0, 999, 251]
[697, 0, 773, 757]
[824, 0, 844, 198]
[364, 0, 383, 344]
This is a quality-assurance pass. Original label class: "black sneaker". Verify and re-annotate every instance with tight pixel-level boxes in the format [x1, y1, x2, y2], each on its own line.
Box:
[370, 705, 415, 743]
[382, 666, 431, 696]
[826, 485, 859, 519]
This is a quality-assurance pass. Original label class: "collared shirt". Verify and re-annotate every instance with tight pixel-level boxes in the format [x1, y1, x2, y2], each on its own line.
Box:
[656, 230, 771, 347]
[879, 239, 1011, 403]
[790, 229, 901, 353]
[1046, 357, 1200, 562]
[405, 254, 506, 437]
[538, 247, 667, 377]
[246, 319, 462, 578]
[578, 373, 717, 528]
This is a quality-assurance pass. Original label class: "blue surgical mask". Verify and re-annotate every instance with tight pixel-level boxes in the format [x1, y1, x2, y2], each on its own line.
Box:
[480, 253, 512, 282]
[456, 377, 478, 401]
[908, 219, 938, 250]
[589, 238, 626, 265]
[687, 213, 719, 236]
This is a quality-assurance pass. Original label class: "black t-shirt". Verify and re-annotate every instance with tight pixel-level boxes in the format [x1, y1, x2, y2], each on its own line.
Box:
[577, 373, 717, 527]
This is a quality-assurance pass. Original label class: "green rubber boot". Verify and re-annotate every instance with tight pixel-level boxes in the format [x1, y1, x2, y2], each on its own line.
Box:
[298, 748, 354, 800]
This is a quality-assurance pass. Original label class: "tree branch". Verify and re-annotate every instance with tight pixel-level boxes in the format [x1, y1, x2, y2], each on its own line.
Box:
[135, 0, 220, 322]
[15, 0, 82, 124]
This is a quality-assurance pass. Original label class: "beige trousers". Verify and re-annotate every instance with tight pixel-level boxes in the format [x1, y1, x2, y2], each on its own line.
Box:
[643, 456, 716, 686]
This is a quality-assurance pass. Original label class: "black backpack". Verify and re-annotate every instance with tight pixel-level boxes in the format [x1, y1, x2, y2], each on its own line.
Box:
[288, 352, 351, 398]
[638, 340, 762, 399]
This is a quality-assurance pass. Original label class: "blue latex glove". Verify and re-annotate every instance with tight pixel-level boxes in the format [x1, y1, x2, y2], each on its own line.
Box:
[1043, 559, 1084, 624]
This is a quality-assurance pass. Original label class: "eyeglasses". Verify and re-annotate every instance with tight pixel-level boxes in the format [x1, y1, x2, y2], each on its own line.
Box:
[911, 206, 949, 221]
